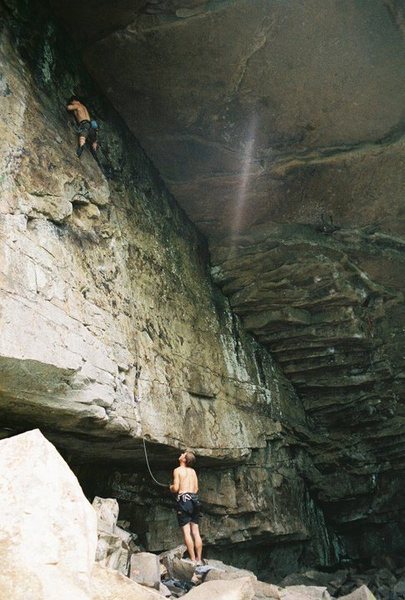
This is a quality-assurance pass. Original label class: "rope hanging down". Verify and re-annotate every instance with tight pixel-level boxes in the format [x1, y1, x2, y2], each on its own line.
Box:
[142, 438, 168, 488]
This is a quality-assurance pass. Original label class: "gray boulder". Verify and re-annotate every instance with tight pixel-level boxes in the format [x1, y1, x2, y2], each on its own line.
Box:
[130, 552, 161, 590]
[338, 584, 377, 600]
[181, 577, 255, 600]
[280, 585, 331, 600]
[91, 563, 163, 599]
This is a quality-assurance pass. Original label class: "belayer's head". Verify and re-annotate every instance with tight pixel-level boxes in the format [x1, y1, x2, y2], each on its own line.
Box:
[179, 449, 196, 467]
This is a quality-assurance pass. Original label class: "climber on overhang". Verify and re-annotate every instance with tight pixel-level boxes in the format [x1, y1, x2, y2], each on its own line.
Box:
[66, 96, 98, 158]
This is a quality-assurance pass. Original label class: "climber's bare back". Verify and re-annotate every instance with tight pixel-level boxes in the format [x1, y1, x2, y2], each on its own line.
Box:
[67, 100, 90, 123]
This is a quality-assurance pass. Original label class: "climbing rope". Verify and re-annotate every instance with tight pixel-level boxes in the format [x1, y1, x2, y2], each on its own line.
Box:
[142, 438, 169, 488]
[12, 364, 167, 489]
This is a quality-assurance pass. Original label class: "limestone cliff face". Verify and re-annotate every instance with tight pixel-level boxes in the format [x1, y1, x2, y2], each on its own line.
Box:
[1, 1, 281, 459]
[0, 0, 404, 581]
[43, 0, 405, 569]
[0, 0, 334, 578]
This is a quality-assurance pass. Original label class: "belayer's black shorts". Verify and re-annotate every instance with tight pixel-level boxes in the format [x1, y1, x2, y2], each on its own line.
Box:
[176, 493, 201, 527]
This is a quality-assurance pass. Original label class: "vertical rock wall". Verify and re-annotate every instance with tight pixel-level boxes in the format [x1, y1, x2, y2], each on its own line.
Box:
[0, 0, 335, 577]
[0, 1, 296, 456]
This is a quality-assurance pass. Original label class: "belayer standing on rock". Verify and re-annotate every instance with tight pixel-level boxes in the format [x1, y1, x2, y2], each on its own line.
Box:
[170, 450, 203, 564]
[66, 96, 98, 158]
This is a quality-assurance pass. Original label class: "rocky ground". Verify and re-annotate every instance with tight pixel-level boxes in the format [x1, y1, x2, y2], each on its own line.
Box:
[0, 430, 403, 600]
[91, 502, 405, 600]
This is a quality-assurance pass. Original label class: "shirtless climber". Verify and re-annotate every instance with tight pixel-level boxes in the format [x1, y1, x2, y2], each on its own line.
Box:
[66, 96, 98, 158]
[170, 450, 203, 564]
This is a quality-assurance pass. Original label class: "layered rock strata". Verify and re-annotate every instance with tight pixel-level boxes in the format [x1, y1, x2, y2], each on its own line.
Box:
[211, 224, 405, 533]
[1, 0, 291, 461]
[45, 0, 405, 564]
[0, 0, 332, 576]
[1, 0, 404, 578]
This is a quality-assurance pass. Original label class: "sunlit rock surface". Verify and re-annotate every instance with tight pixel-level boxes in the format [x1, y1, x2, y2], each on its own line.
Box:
[0, 8, 295, 462]
[0, 429, 97, 600]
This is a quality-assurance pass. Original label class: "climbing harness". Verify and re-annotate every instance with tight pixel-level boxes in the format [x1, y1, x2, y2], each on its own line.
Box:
[142, 438, 168, 488]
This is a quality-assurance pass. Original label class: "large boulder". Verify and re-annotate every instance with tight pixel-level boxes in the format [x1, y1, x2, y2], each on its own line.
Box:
[129, 552, 161, 590]
[206, 569, 281, 600]
[280, 586, 331, 600]
[92, 497, 119, 534]
[205, 559, 256, 578]
[0, 429, 97, 600]
[181, 576, 255, 600]
[253, 579, 281, 599]
[338, 585, 377, 600]
[93, 497, 133, 575]
[91, 564, 163, 600]
[206, 566, 256, 581]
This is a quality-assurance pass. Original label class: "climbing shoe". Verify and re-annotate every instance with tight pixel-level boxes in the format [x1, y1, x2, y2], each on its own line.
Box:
[76, 146, 84, 158]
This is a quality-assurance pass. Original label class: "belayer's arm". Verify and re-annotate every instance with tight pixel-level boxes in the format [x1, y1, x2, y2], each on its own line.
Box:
[170, 469, 180, 493]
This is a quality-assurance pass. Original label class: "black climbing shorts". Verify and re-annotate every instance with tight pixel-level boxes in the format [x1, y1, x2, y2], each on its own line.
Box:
[77, 119, 91, 138]
[77, 120, 97, 143]
[176, 493, 201, 527]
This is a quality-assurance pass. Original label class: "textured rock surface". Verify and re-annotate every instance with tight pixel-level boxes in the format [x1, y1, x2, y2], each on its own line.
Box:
[1, 0, 404, 580]
[279, 562, 405, 598]
[254, 580, 281, 600]
[92, 497, 134, 574]
[129, 552, 160, 589]
[0, 0, 333, 576]
[91, 564, 163, 600]
[338, 585, 376, 600]
[93, 497, 120, 534]
[0, 429, 97, 600]
[0, 0, 298, 463]
[45, 0, 405, 564]
[180, 576, 255, 600]
[211, 223, 405, 532]
[280, 586, 331, 600]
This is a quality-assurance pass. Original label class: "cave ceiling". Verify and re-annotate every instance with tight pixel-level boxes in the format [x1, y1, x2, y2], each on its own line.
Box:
[49, 0, 405, 458]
